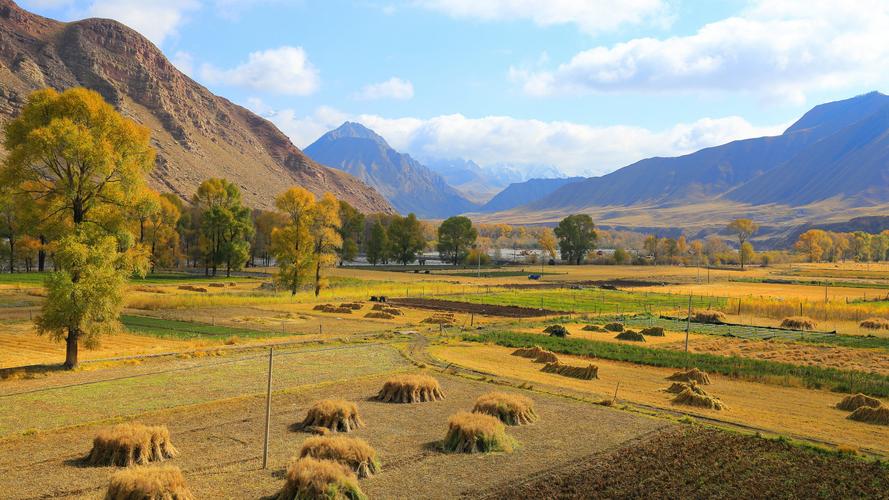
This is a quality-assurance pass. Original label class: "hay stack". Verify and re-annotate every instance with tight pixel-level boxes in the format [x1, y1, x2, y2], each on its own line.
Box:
[364, 311, 394, 319]
[104, 465, 193, 500]
[510, 346, 559, 364]
[377, 374, 444, 403]
[298, 436, 381, 478]
[275, 457, 366, 500]
[691, 310, 725, 324]
[300, 400, 364, 433]
[640, 326, 665, 336]
[667, 367, 711, 385]
[780, 316, 817, 330]
[472, 392, 538, 425]
[664, 381, 707, 395]
[581, 324, 605, 332]
[860, 318, 889, 330]
[340, 302, 363, 310]
[541, 362, 599, 380]
[848, 405, 889, 425]
[176, 285, 207, 293]
[543, 324, 569, 337]
[603, 322, 624, 332]
[672, 388, 725, 410]
[87, 423, 179, 467]
[837, 394, 883, 411]
[442, 411, 516, 453]
[615, 330, 645, 342]
[421, 313, 455, 325]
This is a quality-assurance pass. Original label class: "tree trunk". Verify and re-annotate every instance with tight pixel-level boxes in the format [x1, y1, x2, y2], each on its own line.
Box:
[38, 235, 46, 271]
[64, 327, 79, 369]
[7, 238, 13, 273]
[314, 260, 321, 297]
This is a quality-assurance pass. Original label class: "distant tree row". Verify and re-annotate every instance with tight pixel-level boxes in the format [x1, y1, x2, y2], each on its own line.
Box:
[795, 229, 889, 263]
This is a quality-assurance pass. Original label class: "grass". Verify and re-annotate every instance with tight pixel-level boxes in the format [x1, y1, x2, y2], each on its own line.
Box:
[121, 315, 280, 340]
[464, 331, 889, 398]
[731, 276, 889, 291]
[717, 296, 889, 323]
[0, 272, 256, 286]
[432, 270, 562, 278]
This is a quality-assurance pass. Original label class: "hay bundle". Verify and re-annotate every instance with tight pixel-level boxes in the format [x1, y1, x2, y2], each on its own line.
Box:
[275, 457, 366, 500]
[472, 392, 538, 425]
[603, 322, 624, 332]
[104, 465, 193, 500]
[176, 285, 207, 293]
[672, 388, 725, 410]
[377, 374, 444, 403]
[667, 367, 711, 385]
[87, 423, 179, 467]
[860, 318, 889, 330]
[663, 381, 707, 395]
[340, 303, 363, 310]
[780, 316, 817, 330]
[314, 304, 353, 314]
[543, 324, 569, 337]
[207, 283, 225, 288]
[848, 405, 889, 425]
[382, 307, 402, 316]
[691, 310, 725, 324]
[615, 330, 645, 342]
[511, 346, 560, 364]
[421, 313, 455, 325]
[298, 436, 381, 478]
[641, 326, 665, 336]
[581, 324, 605, 332]
[364, 311, 394, 319]
[371, 303, 387, 311]
[541, 362, 598, 380]
[837, 393, 883, 411]
[300, 400, 364, 432]
[442, 411, 516, 453]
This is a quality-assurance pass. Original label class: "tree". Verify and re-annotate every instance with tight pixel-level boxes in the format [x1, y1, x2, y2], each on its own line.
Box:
[795, 229, 830, 262]
[251, 209, 286, 267]
[437, 216, 477, 265]
[537, 227, 557, 262]
[0, 189, 24, 272]
[1, 88, 154, 368]
[388, 213, 425, 265]
[310, 193, 342, 296]
[272, 187, 316, 295]
[366, 220, 389, 266]
[337, 200, 365, 264]
[643, 235, 658, 259]
[613, 247, 629, 264]
[740, 241, 756, 268]
[192, 179, 253, 277]
[727, 218, 759, 268]
[554, 214, 596, 265]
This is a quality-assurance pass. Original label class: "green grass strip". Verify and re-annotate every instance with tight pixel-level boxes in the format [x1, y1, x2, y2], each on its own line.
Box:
[464, 331, 889, 398]
[121, 315, 282, 339]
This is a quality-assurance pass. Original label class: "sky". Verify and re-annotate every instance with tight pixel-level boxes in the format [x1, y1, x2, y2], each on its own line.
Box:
[19, 0, 889, 177]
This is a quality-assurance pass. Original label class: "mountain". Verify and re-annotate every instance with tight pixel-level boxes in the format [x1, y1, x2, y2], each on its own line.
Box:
[477, 177, 585, 213]
[304, 122, 478, 217]
[0, 0, 393, 213]
[425, 158, 503, 204]
[483, 163, 566, 186]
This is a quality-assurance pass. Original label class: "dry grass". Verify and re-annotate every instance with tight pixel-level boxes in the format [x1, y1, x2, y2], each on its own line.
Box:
[376, 374, 444, 403]
[472, 392, 539, 425]
[615, 330, 645, 342]
[442, 411, 516, 453]
[672, 388, 726, 411]
[861, 318, 889, 330]
[364, 312, 394, 319]
[847, 405, 889, 425]
[299, 400, 364, 433]
[541, 362, 599, 380]
[717, 296, 888, 324]
[314, 304, 353, 314]
[275, 457, 366, 500]
[640, 327, 665, 337]
[176, 285, 207, 293]
[691, 310, 726, 324]
[340, 302, 364, 310]
[836, 393, 883, 411]
[87, 423, 179, 467]
[421, 313, 456, 325]
[780, 316, 817, 330]
[298, 436, 381, 478]
[511, 346, 560, 364]
[371, 304, 402, 315]
[666, 367, 712, 385]
[664, 381, 707, 395]
[104, 465, 193, 500]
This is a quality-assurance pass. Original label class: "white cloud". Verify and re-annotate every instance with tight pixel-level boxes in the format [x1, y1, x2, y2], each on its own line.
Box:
[171, 51, 195, 77]
[87, 0, 200, 46]
[511, 0, 889, 103]
[247, 101, 785, 176]
[200, 46, 320, 95]
[413, 0, 671, 34]
[353, 77, 415, 100]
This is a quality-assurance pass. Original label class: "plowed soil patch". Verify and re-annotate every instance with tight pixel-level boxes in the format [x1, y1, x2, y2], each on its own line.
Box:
[388, 298, 557, 317]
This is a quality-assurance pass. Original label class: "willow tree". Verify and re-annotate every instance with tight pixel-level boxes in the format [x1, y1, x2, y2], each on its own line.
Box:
[272, 186, 316, 295]
[1, 88, 154, 368]
[727, 218, 759, 269]
[310, 193, 342, 296]
[192, 178, 253, 277]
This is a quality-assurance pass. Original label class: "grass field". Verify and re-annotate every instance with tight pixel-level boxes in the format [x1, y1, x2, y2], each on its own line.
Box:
[121, 315, 283, 340]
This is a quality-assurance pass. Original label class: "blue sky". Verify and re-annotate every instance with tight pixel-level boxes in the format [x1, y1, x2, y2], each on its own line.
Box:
[20, 0, 889, 176]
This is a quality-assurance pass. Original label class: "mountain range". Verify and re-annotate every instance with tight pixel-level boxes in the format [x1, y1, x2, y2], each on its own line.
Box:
[0, 0, 393, 213]
[304, 122, 478, 218]
[425, 158, 566, 204]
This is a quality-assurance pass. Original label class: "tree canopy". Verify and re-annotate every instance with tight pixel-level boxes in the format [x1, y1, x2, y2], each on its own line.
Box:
[554, 214, 597, 265]
[437, 216, 477, 265]
[389, 213, 425, 265]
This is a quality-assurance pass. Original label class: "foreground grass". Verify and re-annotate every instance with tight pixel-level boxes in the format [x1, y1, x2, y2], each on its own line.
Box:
[121, 315, 281, 340]
[464, 331, 889, 397]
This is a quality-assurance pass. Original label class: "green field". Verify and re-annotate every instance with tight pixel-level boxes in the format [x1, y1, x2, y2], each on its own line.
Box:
[465, 331, 889, 398]
[121, 315, 280, 339]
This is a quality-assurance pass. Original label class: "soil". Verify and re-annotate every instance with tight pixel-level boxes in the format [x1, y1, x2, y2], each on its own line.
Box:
[388, 298, 558, 317]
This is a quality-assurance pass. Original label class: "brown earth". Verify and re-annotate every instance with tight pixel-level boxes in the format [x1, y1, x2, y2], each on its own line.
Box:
[0, 0, 393, 213]
[389, 297, 558, 317]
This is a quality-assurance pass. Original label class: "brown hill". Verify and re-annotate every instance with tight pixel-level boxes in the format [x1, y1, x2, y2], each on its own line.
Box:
[0, 0, 394, 213]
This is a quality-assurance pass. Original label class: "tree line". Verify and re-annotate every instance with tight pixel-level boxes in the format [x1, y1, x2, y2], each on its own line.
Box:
[795, 229, 889, 263]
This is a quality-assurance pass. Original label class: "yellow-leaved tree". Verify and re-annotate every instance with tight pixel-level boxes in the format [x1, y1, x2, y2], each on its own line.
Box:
[310, 192, 342, 297]
[1, 88, 154, 368]
[272, 186, 317, 295]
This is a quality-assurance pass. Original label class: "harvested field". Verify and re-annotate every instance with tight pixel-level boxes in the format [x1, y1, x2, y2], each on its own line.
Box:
[387, 297, 557, 317]
[476, 426, 889, 499]
[105, 465, 193, 500]
[837, 393, 882, 411]
[421, 313, 457, 325]
[298, 435, 380, 478]
[472, 392, 538, 425]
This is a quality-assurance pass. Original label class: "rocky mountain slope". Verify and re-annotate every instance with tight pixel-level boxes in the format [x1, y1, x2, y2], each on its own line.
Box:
[305, 122, 478, 217]
[0, 0, 393, 213]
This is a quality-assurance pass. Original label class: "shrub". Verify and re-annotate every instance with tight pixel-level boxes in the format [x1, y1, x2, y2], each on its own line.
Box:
[299, 400, 364, 433]
[105, 465, 193, 500]
[837, 393, 882, 412]
[377, 374, 444, 403]
[543, 324, 569, 337]
[442, 411, 516, 453]
[603, 322, 624, 332]
[615, 330, 645, 342]
[87, 423, 179, 467]
[541, 362, 598, 380]
[298, 436, 380, 478]
[780, 316, 817, 330]
[274, 457, 366, 500]
[472, 392, 538, 425]
[667, 368, 711, 385]
[860, 318, 889, 330]
[640, 326, 665, 336]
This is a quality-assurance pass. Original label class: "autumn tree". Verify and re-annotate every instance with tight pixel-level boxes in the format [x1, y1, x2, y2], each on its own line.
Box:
[337, 200, 365, 264]
[1, 88, 154, 368]
[0, 189, 24, 272]
[554, 214, 596, 265]
[251, 209, 286, 267]
[727, 218, 759, 268]
[537, 227, 557, 263]
[144, 193, 182, 270]
[366, 220, 389, 266]
[437, 216, 477, 265]
[310, 193, 342, 296]
[388, 213, 425, 265]
[272, 187, 316, 295]
[192, 178, 253, 277]
[795, 229, 830, 262]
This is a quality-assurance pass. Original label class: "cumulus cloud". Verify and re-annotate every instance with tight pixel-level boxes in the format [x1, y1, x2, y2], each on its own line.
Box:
[353, 78, 415, 100]
[247, 101, 785, 176]
[87, 0, 200, 46]
[413, 0, 671, 34]
[200, 46, 320, 95]
[511, 0, 889, 103]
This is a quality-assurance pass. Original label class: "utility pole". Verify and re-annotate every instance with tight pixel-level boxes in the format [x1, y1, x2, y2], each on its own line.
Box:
[262, 346, 273, 469]
[685, 294, 692, 368]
